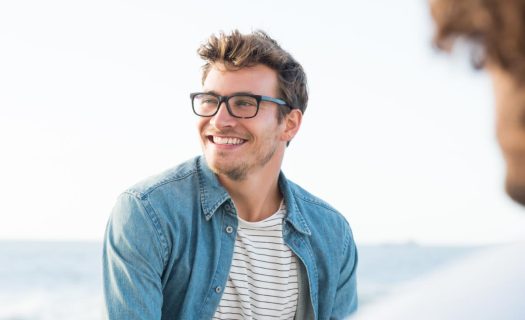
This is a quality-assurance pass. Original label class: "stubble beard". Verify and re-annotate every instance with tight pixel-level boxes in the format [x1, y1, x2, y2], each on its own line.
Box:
[208, 141, 278, 181]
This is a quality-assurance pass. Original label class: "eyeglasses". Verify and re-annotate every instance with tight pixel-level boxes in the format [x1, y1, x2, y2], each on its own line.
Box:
[190, 92, 290, 119]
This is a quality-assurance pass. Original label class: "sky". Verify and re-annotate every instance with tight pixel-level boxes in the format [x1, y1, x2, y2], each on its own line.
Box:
[1, 0, 524, 245]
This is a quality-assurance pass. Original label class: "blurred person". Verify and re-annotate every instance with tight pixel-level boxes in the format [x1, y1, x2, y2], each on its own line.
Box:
[350, 0, 525, 319]
[103, 30, 358, 319]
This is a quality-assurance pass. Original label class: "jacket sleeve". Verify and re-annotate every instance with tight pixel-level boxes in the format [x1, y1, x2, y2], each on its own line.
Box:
[103, 192, 166, 320]
[331, 226, 358, 319]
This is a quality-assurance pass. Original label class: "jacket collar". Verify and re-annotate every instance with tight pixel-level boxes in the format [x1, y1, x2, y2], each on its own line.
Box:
[196, 156, 311, 235]
[196, 156, 230, 220]
[279, 172, 312, 236]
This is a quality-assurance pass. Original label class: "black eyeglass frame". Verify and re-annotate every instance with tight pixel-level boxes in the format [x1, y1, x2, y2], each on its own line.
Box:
[190, 92, 292, 119]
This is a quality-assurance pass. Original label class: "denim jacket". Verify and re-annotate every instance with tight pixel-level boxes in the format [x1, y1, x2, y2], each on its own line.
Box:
[103, 156, 358, 319]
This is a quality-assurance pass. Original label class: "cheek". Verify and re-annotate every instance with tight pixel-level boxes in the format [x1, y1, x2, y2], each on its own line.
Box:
[496, 105, 525, 189]
[196, 118, 208, 134]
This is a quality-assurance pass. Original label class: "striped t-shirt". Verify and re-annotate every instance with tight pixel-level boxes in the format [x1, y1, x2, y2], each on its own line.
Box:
[213, 203, 299, 319]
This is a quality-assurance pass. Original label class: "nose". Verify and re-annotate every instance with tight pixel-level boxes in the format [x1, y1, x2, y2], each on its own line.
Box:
[210, 101, 236, 129]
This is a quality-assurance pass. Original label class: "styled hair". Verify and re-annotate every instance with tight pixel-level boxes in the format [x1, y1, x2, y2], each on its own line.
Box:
[431, 0, 525, 84]
[197, 30, 308, 121]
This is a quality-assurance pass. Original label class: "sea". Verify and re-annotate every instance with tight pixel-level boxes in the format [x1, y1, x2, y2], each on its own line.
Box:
[0, 241, 483, 320]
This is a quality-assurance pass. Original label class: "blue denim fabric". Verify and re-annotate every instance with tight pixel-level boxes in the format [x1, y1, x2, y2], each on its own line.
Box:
[103, 156, 358, 319]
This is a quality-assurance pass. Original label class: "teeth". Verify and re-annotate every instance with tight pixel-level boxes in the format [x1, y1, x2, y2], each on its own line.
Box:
[213, 136, 244, 145]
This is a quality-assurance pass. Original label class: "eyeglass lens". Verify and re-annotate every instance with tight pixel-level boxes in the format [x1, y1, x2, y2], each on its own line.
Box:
[193, 93, 258, 118]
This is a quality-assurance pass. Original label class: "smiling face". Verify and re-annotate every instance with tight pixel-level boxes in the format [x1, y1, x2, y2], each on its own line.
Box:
[197, 63, 294, 181]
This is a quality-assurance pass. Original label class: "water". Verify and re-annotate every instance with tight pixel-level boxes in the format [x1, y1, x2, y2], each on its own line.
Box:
[357, 243, 482, 305]
[0, 241, 482, 320]
[0, 241, 103, 320]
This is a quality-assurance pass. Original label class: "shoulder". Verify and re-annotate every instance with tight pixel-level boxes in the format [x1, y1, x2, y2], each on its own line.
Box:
[286, 179, 353, 239]
[124, 156, 200, 200]
[108, 157, 202, 258]
[288, 179, 340, 214]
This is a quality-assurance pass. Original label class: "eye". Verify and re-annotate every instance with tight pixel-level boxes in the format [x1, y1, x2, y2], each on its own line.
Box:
[236, 100, 256, 107]
[231, 96, 257, 107]
[196, 94, 218, 106]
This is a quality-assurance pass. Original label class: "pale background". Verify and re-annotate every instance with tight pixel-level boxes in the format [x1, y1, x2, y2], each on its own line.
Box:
[1, 0, 524, 245]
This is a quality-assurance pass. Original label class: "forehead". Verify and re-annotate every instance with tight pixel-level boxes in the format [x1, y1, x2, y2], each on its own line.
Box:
[203, 63, 279, 96]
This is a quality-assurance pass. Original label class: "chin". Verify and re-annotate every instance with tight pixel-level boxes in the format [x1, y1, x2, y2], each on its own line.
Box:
[502, 151, 525, 206]
[506, 179, 525, 206]
[204, 153, 248, 181]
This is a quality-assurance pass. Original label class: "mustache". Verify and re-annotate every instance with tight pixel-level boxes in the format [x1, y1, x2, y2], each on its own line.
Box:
[204, 128, 250, 139]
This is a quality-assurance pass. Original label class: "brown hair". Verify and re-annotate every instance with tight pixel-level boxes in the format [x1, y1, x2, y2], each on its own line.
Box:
[197, 30, 308, 121]
[431, 0, 525, 84]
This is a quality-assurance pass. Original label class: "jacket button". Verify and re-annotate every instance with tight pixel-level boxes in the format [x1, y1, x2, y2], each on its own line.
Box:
[225, 226, 233, 234]
[215, 286, 222, 293]
[224, 203, 231, 211]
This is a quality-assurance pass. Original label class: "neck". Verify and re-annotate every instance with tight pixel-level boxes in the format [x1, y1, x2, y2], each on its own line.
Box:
[218, 153, 284, 222]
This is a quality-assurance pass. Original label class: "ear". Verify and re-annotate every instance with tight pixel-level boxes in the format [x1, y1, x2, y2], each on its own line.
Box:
[280, 109, 303, 142]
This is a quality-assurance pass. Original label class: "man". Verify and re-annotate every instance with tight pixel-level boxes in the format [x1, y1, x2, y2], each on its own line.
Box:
[103, 30, 358, 319]
[433, 0, 525, 206]
[351, 0, 525, 319]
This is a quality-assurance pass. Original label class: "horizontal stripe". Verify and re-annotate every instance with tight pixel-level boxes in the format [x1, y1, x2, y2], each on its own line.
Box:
[220, 293, 299, 305]
[233, 249, 294, 261]
[217, 298, 298, 312]
[228, 270, 298, 285]
[214, 207, 297, 320]
[231, 256, 296, 271]
[232, 255, 295, 267]
[237, 238, 286, 246]
[251, 307, 297, 318]
[229, 268, 297, 280]
[241, 224, 282, 231]
[238, 216, 284, 226]
[225, 280, 299, 293]
[235, 243, 290, 252]
[238, 230, 283, 237]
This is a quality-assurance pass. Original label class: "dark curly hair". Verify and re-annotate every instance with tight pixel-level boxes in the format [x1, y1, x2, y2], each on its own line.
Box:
[431, 0, 525, 84]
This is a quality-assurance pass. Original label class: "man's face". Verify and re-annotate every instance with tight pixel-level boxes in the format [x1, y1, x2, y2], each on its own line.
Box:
[488, 66, 525, 205]
[197, 63, 290, 181]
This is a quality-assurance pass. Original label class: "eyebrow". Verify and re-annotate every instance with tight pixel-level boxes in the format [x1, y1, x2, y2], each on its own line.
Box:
[202, 90, 257, 96]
